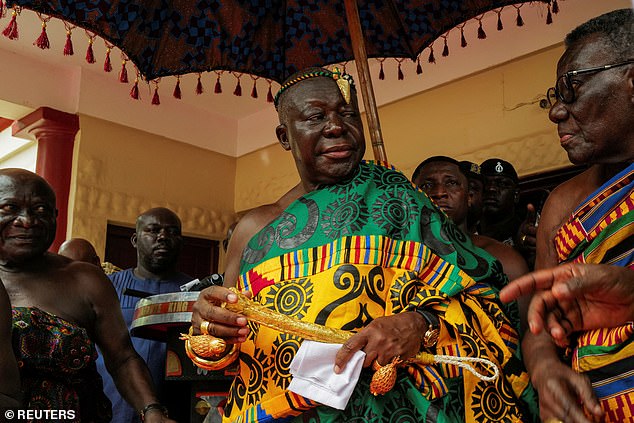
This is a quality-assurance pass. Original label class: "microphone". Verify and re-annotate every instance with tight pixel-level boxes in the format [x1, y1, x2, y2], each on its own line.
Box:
[180, 273, 224, 292]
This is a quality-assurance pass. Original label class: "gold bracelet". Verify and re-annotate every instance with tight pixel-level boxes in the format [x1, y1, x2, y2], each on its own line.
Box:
[181, 327, 239, 371]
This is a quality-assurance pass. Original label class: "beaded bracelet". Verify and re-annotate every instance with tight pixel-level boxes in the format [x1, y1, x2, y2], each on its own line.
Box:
[139, 403, 168, 422]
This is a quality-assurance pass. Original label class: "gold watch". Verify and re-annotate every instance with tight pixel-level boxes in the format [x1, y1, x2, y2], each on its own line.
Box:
[415, 309, 440, 349]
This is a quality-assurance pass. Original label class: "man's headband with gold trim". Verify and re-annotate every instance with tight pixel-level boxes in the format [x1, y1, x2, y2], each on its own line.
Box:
[274, 67, 355, 108]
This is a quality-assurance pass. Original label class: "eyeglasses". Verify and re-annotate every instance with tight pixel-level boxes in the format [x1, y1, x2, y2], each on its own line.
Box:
[546, 59, 634, 106]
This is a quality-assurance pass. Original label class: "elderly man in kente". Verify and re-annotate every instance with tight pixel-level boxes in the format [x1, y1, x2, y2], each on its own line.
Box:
[190, 67, 537, 423]
[0, 168, 174, 422]
[518, 8, 634, 423]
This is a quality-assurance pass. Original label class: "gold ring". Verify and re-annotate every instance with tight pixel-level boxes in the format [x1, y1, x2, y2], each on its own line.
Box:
[200, 320, 211, 335]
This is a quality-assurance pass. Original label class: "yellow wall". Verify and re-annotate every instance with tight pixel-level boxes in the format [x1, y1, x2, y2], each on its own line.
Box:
[68, 115, 238, 260]
[234, 44, 572, 213]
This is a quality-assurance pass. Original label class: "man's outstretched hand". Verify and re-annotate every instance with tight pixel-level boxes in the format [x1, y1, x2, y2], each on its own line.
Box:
[500, 263, 634, 346]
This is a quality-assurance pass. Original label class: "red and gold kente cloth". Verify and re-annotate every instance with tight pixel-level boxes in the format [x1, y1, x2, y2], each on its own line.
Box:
[223, 162, 536, 423]
[554, 162, 634, 422]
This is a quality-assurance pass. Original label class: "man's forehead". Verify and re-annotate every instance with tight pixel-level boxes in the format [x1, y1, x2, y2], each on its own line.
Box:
[0, 174, 54, 198]
[559, 34, 612, 71]
[421, 161, 461, 175]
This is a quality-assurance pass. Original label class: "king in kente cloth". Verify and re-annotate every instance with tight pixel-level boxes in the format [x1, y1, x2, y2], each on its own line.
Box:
[190, 67, 537, 423]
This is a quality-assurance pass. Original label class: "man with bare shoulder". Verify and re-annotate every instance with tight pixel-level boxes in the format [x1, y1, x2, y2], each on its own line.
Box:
[0, 168, 173, 422]
[190, 68, 537, 422]
[517, 8, 634, 423]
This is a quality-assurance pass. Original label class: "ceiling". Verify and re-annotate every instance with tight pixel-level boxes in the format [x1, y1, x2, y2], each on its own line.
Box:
[0, 0, 630, 157]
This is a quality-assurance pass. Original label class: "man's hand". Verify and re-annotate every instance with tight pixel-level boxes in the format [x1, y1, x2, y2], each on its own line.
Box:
[191, 286, 250, 343]
[529, 355, 602, 423]
[500, 263, 634, 345]
[333, 312, 425, 373]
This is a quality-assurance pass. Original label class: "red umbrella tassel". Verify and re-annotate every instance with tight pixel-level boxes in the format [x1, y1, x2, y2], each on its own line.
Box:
[516, 7, 524, 27]
[477, 20, 486, 39]
[428, 47, 435, 64]
[233, 77, 242, 96]
[552, 0, 559, 14]
[378, 60, 385, 80]
[104, 45, 112, 72]
[119, 60, 128, 83]
[130, 78, 139, 100]
[497, 11, 504, 31]
[546, 5, 553, 24]
[214, 75, 222, 93]
[266, 81, 274, 103]
[151, 86, 160, 105]
[442, 37, 449, 57]
[85, 37, 96, 64]
[196, 74, 204, 94]
[251, 80, 258, 99]
[173, 77, 181, 99]
[397, 61, 404, 81]
[3, 8, 19, 40]
[416, 58, 422, 75]
[63, 30, 73, 55]
[34, 19, 50, 49]
[460, 27, 467, 47]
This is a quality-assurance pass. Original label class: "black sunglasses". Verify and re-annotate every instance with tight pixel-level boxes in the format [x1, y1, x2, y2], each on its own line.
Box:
[546, 59, 634, 106]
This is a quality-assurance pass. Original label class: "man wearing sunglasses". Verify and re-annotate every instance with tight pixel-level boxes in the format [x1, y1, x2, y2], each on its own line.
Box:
[520, 8, 634, 423]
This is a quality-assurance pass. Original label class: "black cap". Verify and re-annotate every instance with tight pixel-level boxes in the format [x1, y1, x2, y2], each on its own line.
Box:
[459, 161, 483, 182]
[480, 159, 518, 184]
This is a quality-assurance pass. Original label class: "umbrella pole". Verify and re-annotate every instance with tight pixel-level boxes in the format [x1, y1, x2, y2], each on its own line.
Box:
[344, 0, 388, 163]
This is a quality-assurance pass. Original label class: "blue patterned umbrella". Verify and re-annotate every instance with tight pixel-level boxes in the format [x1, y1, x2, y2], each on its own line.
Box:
[2, 0, 555, 159]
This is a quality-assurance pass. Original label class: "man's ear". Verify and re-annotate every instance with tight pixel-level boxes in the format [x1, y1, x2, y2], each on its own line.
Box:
[131, 233, 137, 248]
[276, 124, 290, 151]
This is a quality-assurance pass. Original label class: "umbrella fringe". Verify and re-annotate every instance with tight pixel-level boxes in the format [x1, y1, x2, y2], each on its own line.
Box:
[477, 20, 486, 39]
[34, 15, 50, 49]
[428, 47, 435, 64]
[0, 1, 561, 105]
[104, 45, 112, 72]
[85, 32, 96, 64]
[251, 80, 258, 99]
[152, 86, 160, 105]
[130, 80, 139, 100]
[63, 30, 73, 55]
[2, 8, 18, 40]
[119, 60, 128, 83]
[515, 7, 524, 27]
[173, 77, 181, 99]
[196, 73, 204, 94]
[233, 78, 242, 96]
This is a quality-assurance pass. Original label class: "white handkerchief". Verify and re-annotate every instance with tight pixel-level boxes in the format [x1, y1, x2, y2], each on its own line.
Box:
[288, 340, 365, 410]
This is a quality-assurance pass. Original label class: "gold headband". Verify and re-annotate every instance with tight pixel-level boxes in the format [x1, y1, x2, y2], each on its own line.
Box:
[274, 67, 354, 107]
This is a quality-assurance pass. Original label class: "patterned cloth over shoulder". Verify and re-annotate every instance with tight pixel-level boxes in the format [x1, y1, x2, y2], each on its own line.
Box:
[223, 162, 537, 423]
